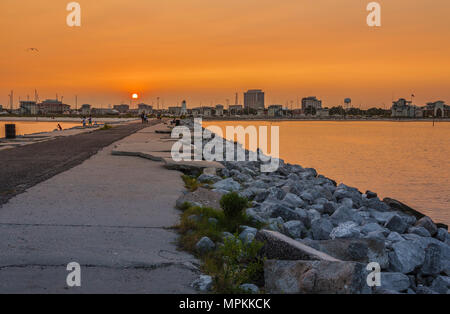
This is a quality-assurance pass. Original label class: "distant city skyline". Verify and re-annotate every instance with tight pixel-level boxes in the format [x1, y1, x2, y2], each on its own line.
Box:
[1, 0, 450, 109]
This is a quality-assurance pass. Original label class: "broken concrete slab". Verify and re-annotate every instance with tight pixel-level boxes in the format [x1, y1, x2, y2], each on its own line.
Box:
[255, 230, 340, 262]
[163, 158, 224, 176]
[300, 238, 389, 269]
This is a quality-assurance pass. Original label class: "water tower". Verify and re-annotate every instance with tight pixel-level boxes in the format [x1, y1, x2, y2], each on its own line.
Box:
[344, 98, 352, 109]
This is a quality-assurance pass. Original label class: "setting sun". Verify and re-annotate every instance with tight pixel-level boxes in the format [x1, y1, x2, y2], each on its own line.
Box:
[132, 93, 139, 100]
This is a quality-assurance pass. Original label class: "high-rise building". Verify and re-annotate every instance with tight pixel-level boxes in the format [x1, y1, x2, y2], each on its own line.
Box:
[301, 97, 322, 112]
[244, 89, 265, 110]
[181, 100, 187, 115]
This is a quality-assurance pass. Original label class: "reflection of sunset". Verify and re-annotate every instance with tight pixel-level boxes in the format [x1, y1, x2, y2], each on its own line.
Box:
[1, 0, 449, 107]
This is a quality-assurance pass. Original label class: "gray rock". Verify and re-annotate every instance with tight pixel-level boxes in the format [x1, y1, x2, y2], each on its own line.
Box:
[408, 226, 431, 238]
[264, 260, 370, 294]
[195, 236, 216, 254]
[283, 220, 306, 239]
[415, 217, 438, 237]
[197, 174, 221, 183]
[192, 275, 213, 292]
[330, 206, 364, 226]
[361, 222, 387, 235]
[270, 204, 306, 224]
[221, 232, 235, 241]
[254, 189, 270, 203]
[213, 178, 241, 192]
[370, 210, 395, 225]
[384, 214, 408, 234]
[321, 202, 336, 215]
[436, 228, 450, 243]
[365, 191, 378, 199]
[387, 232, 404, 242]
[330, 222, 361, 239]
[300, 191, 314, 204]
[245, 208, 267, 224]
[389, 240, 425, 273]
[311, 218, 334, 240]
[430, 276, 450, 294]
[308, 209, 321, 222]
[379, 272, 411, 292]
[238, 226, 257, 244]
[366, 230, 386, 241]
[416, 285, 438, 294]
[282, 193, 305, 208]
[239, 283, 260, 294]
[421, 243, 442, 275]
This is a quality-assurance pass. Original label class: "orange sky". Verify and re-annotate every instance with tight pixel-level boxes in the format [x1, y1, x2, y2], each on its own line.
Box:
[1, 0, 449, 109]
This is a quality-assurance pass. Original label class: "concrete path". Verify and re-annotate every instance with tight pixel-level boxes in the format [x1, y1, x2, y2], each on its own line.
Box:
[0, 125, 199, 293]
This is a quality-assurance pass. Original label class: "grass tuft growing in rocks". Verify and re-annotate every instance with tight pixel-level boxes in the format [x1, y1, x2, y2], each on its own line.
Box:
[181, 175, 201, 192]
[175, 192, 265, 293]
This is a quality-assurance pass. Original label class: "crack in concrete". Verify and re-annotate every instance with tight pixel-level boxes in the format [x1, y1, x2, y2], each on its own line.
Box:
[0, 261, 199, 272]
[0, 222, 171, 230]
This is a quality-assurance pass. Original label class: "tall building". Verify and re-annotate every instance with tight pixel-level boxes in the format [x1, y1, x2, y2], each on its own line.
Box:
[81, 104, 91, 115]
[301, 97, 322, 112]
[244, 89, 265, 110]
[181, 100, 187, 115]
[20, 101, 38, 115]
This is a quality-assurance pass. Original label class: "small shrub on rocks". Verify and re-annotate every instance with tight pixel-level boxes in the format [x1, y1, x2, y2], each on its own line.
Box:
[220, 192, 248, 219]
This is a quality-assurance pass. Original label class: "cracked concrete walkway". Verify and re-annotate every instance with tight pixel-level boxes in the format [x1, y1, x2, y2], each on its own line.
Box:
[0, 125, 199, 293]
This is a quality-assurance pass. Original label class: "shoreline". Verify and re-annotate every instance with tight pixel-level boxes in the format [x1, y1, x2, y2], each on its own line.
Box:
[177, 118, 450, 294]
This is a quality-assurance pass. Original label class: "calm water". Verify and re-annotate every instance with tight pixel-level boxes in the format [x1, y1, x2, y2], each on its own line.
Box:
[0, 121, 81, 138]
[204, 121, 450, 225]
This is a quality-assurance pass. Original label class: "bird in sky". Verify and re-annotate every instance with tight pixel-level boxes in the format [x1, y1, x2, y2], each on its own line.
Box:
[26, 48, 39, 53]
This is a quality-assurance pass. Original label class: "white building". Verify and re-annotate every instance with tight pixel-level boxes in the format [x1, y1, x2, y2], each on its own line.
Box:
[391, 98, 422, 118]
[181, 100, 187, 115]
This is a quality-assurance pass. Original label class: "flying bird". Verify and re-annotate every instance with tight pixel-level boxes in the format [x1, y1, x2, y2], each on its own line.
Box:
[26, 48, 39, 53]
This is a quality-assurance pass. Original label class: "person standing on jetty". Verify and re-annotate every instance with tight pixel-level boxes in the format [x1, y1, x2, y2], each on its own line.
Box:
[88, 116, 92, 126]
[82, 117, 86, 128]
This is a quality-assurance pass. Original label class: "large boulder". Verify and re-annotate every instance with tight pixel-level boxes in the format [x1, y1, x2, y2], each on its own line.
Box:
[384, 214, 408, 234]
[282, 193, 305, 209]
[378, 272, 411, 293]
[264, 260, 370, 294]
[213, 178, 241, 192]
[283, 220, 306, 239]
[255, 230, 339, 261]
[330, 206, 364, 226]
[269, 204, 310, 227]
[310, 218, 334, 240]
[191, 275, 213, 292]
[389, 240, 425, 274]
[195, 236, 216, 254]
[421, 243, 442, 275]
[330, 222, 361, 239]
[415, 217, 438, 237]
